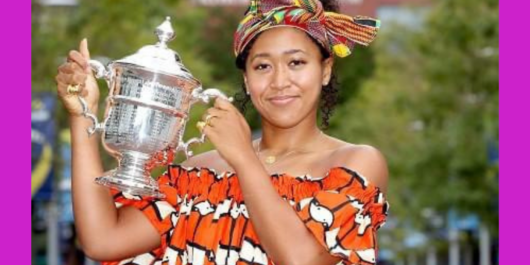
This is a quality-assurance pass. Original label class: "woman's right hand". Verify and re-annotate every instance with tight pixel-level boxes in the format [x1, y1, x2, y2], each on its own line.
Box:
[56, 38, 100, 116]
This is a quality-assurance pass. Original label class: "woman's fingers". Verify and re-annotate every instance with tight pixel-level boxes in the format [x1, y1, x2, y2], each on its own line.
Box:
[57, 61, 85, 76]
[55, 75, 69, 97]
[57, 63, 72, 74]
[202, 108, 224, 119]
[56, 65, 87, 85]
[67, 50, 89, 71]
[201, 109, 224, 128]
[56, 65, 87, 98]
[79, 38, 91, 59]
[214, 97, 234, 111]
[79, 39, 92, 74]
[55, 40, 99, 116]
[71, 72, 87, 85]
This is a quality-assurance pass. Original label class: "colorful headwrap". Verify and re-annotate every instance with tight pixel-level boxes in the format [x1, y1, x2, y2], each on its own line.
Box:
[233, 0, 381, 58]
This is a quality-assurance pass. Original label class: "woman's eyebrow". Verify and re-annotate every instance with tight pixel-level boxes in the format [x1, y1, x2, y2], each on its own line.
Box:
[284, 49, 307, 55]
[251, 49, 307, 62]
[250, 53, 271, 62]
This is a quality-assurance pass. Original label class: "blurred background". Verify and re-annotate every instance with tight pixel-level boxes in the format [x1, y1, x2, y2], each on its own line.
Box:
[31, 0, 498, 264]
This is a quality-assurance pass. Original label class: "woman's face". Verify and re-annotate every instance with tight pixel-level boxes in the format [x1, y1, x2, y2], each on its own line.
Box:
[244, 27, 333, 128]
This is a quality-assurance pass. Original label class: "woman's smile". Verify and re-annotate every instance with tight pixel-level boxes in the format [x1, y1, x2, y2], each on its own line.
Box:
[268, 95, 300, 106]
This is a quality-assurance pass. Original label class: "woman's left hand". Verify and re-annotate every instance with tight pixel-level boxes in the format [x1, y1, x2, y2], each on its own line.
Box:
[200, 97, 255, 168]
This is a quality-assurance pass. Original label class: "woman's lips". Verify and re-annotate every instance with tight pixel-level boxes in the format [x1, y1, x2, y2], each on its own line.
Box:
[268, 95, 298, 106]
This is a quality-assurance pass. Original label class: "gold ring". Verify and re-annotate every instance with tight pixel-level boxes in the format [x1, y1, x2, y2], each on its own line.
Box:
[196, 121, 206, 132]
[66, 84, 80, 95]
[204, 114, 215, 127]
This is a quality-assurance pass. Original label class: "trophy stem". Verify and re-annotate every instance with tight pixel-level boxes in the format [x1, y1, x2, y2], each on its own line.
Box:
[119, 151, 151, 179]
[95, 151, 165, 198]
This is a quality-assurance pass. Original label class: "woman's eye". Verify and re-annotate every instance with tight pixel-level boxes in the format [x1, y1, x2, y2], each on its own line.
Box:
[254, 64, 270, 71]
[289, 60, 306, 67]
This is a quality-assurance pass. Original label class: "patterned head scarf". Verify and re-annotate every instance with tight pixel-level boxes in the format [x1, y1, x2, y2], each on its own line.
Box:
[233, 0, 381, 58]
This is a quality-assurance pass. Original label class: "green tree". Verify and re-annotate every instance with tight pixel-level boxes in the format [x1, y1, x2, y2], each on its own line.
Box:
[330, 0, 498, 236]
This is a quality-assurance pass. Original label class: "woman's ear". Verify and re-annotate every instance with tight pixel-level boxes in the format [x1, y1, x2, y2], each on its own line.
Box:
[243, 74, 250, 95]
[243, 74, 248, 86]
[322, 57, 334, 86]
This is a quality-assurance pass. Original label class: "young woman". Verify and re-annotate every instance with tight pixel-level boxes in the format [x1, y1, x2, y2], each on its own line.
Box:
[55, 0, 389, 264]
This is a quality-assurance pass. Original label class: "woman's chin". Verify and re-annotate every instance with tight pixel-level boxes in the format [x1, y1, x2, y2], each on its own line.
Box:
[259, 103, 315, 128]
[264, 114, 305, 129]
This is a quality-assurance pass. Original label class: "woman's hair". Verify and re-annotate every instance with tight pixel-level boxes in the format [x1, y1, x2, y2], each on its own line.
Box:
[234, 0, 340, 130]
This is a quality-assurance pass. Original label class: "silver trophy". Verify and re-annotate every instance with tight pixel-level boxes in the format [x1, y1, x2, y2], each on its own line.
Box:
[77, 17, 230, 198]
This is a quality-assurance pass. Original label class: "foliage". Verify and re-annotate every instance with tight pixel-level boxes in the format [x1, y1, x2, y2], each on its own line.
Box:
[330, 0, 498, 238]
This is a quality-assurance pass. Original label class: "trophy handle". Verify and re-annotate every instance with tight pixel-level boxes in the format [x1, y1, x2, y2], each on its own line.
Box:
[190, 87, 233, 105]
[178, 131, 207, 159]
[77, 60, 112, 135]
[178, 87, 233, 158]
[89, 60, 112, 83]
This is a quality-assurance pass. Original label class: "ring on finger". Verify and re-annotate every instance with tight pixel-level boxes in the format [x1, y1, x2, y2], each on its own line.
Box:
[196, 121, 206, 132]
[204, 114, 216, 127]
[66, 84, 81, 95]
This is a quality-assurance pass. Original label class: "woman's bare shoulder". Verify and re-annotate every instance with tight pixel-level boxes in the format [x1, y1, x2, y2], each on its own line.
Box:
[329, 140, 389, 193]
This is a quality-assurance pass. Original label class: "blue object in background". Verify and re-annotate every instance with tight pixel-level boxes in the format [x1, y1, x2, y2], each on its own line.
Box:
[32, 93, 56, 201]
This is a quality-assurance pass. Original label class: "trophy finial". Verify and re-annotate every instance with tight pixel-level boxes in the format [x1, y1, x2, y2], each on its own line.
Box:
[155, 16, 175, 47]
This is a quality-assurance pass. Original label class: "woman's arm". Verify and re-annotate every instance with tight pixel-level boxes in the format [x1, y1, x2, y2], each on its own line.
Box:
[69, 116, 160, 261]
[57, 39, 161, 261]
[232, 145, 388, 265]
[231, 156, 342, 265]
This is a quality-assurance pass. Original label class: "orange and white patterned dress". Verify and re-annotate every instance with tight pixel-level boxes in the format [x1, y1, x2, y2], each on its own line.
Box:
[103, 165, 389, 265]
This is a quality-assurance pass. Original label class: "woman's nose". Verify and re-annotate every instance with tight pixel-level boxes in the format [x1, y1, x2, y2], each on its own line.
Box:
[271, 67, 290, 90]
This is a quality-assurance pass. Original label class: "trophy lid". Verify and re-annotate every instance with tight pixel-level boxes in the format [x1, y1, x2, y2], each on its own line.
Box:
[115, 17, 198, 83]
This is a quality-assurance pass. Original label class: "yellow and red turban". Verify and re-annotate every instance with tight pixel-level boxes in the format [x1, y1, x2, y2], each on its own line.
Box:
[233, 0, 381, 58]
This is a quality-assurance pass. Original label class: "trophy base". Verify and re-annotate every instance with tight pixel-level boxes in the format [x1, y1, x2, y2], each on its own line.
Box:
[96, 170, 165, 199]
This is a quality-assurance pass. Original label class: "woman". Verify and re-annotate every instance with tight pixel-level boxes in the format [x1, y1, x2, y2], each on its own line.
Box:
[55, 0, 389, 264]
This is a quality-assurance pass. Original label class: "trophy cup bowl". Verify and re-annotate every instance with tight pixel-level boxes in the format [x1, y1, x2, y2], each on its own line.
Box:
[76, 17, 230, 198]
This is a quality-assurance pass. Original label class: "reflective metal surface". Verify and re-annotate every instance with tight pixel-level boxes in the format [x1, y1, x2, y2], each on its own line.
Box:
[77, 17, 230, 197]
